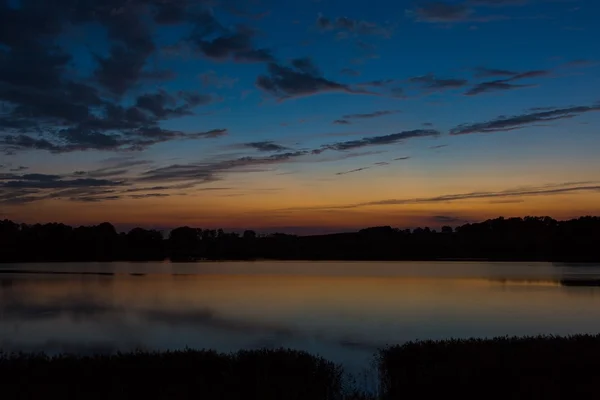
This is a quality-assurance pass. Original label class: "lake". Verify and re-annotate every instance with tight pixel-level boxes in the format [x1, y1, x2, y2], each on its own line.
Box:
[2, 261, 600, 379]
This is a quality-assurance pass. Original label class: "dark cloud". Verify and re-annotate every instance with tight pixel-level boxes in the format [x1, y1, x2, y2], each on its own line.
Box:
[190, 22, 273, 63]
[334, 119, 351, 125]
[135, 90, 212, 119]
[91, 3, 156, 96]
[430, 144, 448, 149]
[1, 178, 122, 190]
[336, 167, 371, 175]
[256, 61, 372, 99]
[153, 0, 189, 25]
[245, 141, 289, 152]
[374, 162, 389, 166]
[290, 57, 321, 76]
[411, 1, 515, 23]
[474, 67, 518, 77]
[469, 0, 528, 6]
[342, 110, 399, 119]
[140, 129, 433, 184]
[340, 68, 361, 76]
[0, 1, 224, 156]
[465, 80, 535, 95]
[450, 105, 600, 135]
[9, 166, 28, 172]
[393, 156, 411, 160]
[409, 74, 468, 90]
[75, 159, 152, 179]
[359, 79, 396, 88]
[321, 129, 440, 151]
[316, 13, 393, 37]
[128, 193, 170, 199]
[467, 68, 550, 95]
[139, 151, 311, 183]
[413, 2, 472, 22]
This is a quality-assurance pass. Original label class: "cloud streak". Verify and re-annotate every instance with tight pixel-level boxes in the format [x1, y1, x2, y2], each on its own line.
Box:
[256, 60, 372, 99]
[450, 105, 600, 135]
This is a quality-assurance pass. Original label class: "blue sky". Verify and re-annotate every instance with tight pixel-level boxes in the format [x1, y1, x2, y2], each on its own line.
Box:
[1, 0, 599, 232]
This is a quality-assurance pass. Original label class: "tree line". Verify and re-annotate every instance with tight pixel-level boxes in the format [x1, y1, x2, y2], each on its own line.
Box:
[0, 216, 599, 262]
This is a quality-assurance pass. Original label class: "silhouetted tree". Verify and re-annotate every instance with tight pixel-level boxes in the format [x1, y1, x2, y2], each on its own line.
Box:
[0, 216, 599, 262]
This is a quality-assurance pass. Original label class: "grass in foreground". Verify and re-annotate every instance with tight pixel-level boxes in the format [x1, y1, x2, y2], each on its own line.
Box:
[5, 335, 600, 399]
[380, 334, 600, 400]
[0, 348, 343, 400]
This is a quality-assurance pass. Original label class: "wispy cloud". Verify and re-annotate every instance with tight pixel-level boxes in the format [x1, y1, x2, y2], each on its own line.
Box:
[256, 59, 373, 100]
[409, 74, 468, 90]
[244, 141, 289, 152]
[291, 181, 600, 211]
[450, 104, 600, 134]
[316, 13, 394, 38]
[342, 110, 400, 119]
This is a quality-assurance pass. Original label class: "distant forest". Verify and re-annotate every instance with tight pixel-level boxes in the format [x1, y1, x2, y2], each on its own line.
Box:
[1, 216, 599, 262]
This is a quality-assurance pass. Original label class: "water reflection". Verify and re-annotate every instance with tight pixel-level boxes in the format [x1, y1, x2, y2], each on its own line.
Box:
[2, 261, 600, 373]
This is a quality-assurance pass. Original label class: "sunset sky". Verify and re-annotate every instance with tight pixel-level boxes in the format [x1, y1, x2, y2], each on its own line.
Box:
[1, 0, 599, 233]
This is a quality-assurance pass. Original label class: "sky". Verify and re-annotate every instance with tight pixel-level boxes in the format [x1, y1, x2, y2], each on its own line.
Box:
[1, 0, 599, 233]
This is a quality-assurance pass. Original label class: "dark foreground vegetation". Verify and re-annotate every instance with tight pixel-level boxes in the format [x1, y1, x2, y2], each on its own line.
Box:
[4, 335, 600, 399]
[380, 335, 600, 400]
[1, 216, 599, 262]
[0, 349, 343, 400]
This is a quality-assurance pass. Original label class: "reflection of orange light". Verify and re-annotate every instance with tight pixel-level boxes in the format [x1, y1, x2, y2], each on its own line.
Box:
[7, 274, 570, 323]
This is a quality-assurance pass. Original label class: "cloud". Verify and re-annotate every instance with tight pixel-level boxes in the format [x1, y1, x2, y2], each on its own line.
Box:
[190, 22, 273, 63]
[413, 2, 472, 22]
[296, 181, 600, 211]
[465, 80, 535, 95]
[342, 110, 400, 119]
[334, 119, 351, 125]
[361, 182, 600, 207]
[256, 61, 372, 99]
[393, 156, 411, 160]
[290, 57, 321, 76]
[320, 129, 440, 151]
[0, 1, 226, 155]
[450, 105, 600, 134]
[1, 178, 122, 190]
[139, 129, 434, 186]
[139, 151, 312, 183]
[9, 166, 28, 172]
[135, 90, 212, 119]
[244, 141, 289, 152]
[467, 68, 551, 95]
[409, 74, 468, 90]
[474, 67, 518, 77]
[410, 1, 512, 23]
[469, 0, 528, 6]
[315, 13, 393, 38]
[430, 144, 448, 149]
[336, 167, 371, 175]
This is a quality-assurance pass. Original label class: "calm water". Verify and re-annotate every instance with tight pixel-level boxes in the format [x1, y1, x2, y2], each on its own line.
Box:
[2, 261, 600, 375]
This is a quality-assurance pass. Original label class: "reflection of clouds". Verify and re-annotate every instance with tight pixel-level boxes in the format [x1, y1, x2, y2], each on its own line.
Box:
[0, 291, 383, 360]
